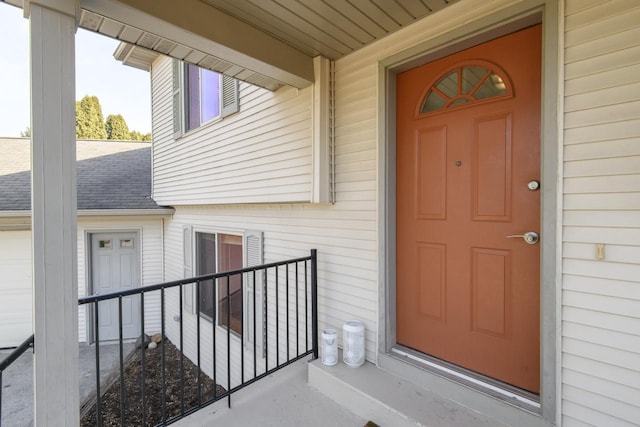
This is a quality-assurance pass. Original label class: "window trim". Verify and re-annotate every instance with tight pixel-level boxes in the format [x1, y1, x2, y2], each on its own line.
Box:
[194, 230, 243, 334]
[415, 60, 513, 117]
[183, 226, 263, 352]
[172, 60, 239, 139]
[185, 65, 222, 130]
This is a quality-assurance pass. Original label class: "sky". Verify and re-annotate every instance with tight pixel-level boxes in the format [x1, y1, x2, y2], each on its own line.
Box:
[0, 3, 151, 137]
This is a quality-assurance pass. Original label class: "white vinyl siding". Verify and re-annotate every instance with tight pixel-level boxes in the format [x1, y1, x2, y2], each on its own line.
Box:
[562, 0, 640, 425]
[77, 217, 165, 342]
[151, 56, 312, 205]
[0, 217, 164, 345]
[154, 0, 543, 372]
[161, 204, 377, 374]
[148, 1, 640, 425]
[0, 230, 33, 347]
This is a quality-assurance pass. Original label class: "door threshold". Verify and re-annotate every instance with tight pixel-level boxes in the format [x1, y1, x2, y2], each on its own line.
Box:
[391, 345, 540, 413]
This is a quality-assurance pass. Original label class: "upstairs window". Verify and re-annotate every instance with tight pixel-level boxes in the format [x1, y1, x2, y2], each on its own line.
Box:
[173, 60, 239, 137]
[186, 65, 220, 131]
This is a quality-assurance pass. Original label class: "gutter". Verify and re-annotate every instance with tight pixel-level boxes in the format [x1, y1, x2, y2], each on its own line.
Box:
[0, 208, 175, 218]
[79, 208, 175, 216]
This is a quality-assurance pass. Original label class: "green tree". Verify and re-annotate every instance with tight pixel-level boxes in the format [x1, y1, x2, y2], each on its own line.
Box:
[105, 114, 130, 140]
[129, 130, 152, 142]
[76, 95, 107, 139]
[20, 126, 31, 137]
[129, 130, 142, 141]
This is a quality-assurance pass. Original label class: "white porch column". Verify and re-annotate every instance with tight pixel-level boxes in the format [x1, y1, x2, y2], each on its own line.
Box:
[26, 0, 79, 425]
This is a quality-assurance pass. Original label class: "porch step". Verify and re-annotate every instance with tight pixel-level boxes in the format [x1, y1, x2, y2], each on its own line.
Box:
[172, 357, 366, 427]
[308, 357, 507, 427]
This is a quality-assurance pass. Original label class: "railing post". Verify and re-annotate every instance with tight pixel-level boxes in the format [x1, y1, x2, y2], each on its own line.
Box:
[310, 249, 319, 360]
[95, 303, 102, 427]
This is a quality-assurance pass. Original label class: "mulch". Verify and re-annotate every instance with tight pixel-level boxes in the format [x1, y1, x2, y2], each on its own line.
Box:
[81, 339, 225, 426]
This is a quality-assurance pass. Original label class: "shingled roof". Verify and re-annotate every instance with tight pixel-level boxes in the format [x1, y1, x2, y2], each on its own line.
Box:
[0, 138, 167, 212]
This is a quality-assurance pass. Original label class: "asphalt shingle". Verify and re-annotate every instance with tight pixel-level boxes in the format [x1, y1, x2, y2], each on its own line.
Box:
[0, 138, 163, 211]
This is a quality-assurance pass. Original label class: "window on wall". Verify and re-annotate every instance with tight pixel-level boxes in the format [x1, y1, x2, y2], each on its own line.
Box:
[173, 60, 239, 137]
[195, 232, 243, 335]
[419, 62, 512, 114]
[186, 65, 220, 131]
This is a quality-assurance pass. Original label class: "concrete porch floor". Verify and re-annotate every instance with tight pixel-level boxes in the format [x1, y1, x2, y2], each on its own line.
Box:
[0, 341, 134, 427]
[177, 354, 511, 427]
[4, 346, 516, 427]
[173, 357, 368, 427]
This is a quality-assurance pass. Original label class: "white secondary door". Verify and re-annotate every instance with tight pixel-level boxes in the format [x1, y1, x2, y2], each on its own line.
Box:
[91, 233, 140, 341]
[0, 230, 33, 347]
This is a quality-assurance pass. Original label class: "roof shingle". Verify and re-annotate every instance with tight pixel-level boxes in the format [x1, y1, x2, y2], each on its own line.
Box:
[0, 138, 164, 211]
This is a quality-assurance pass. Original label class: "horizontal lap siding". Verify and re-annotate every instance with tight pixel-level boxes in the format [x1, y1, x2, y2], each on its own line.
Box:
[154, 35, 382, 361]
[162, 205, 378, 369]
[151, 56, 312, 205]
[0, 230, 32, 347]
[155, 0, 540, 375]
[77, 217, 164, 342]
[563, 1, 640, 425]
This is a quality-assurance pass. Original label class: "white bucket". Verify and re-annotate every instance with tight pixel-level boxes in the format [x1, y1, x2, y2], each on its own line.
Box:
[321, 328, 338, 366]
[342, 320, 364, 367]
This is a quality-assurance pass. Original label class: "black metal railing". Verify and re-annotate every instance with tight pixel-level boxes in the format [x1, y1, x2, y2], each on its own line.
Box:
[78, 249, 318, 426]
[0, 334, 34, 427]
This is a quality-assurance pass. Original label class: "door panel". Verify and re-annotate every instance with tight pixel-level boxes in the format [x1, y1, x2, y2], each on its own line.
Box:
[473, 113, 512, 220]
[396, 25, 541, 393]
[471, 248, 511, 337]
[91, 233, 140, 341]
[416, 126, 447, 219]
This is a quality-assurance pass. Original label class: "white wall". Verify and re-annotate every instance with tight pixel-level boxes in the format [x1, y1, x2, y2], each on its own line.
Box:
[151, 57, 313, 205]
[561, 1, 640, 425]
[152, 46, 379, 362]
[162, 206, 377, 376]
[154, 0, 538, 374]
[0, 230, 33, 347]
[0, 216, 164, 344]
[151, 0, 640, 424]
[76, 216, 165, 342]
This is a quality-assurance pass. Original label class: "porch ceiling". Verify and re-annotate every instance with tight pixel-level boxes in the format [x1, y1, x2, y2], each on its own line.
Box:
[80, 0, 457, 91]
[201, 0, 458, 60]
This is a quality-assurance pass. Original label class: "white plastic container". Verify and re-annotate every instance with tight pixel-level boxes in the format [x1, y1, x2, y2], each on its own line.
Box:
[342, 320, 365, 367]
[321, 328, 338, 366]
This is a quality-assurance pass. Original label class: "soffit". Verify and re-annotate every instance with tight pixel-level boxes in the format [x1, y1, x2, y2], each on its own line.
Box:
[77, 8, 286, 91]
[6, 0, 458, 91]
[202, 0, 458, 60]
[79, 3, 301, 90]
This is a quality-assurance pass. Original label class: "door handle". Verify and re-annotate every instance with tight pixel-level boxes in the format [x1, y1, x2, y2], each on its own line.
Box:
[506, 231, 539, 244]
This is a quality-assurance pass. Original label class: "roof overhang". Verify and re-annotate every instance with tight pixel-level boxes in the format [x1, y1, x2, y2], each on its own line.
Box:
[113, 42, 157, 71]
[0, 208, 175, 219]
[81, 0, 313, 90]
[5, 0, 459, 91]
[79, 208, 175, 217]
[0, 210, 31, 219]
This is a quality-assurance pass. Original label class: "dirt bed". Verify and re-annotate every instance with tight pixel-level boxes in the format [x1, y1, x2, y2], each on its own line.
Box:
[81, 340, 224, 426]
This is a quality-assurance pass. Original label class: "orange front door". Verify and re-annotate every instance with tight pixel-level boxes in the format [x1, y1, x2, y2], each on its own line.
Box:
[396, 25, 542, 393]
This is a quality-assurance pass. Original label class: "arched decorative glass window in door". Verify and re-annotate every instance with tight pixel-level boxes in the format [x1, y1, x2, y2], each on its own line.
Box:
[419, 61, 513, 114]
